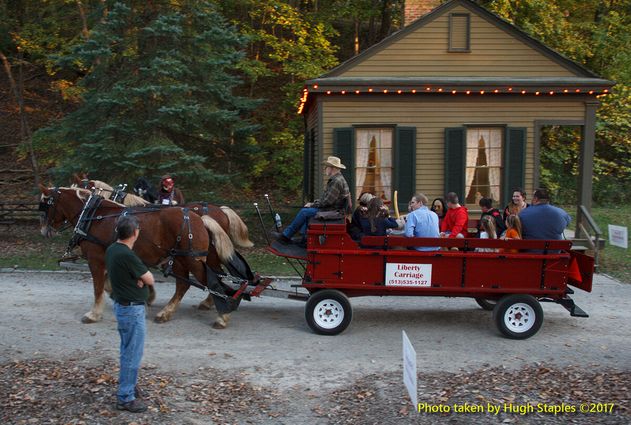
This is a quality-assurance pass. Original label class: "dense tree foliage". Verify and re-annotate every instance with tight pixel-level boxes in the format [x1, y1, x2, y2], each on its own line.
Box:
[480, 0, 631, 203]
[30, 1, 259, 189]
[1, 0, 629, 202]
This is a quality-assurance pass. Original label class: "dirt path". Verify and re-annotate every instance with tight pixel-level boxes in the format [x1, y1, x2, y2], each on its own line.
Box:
[1, 270, 630, 424]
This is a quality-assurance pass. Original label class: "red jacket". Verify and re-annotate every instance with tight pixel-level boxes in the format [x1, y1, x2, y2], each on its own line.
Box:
[441, 206, 469, 238]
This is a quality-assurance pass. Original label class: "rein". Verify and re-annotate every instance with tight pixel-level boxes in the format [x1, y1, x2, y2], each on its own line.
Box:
[46, 188, 226, 299]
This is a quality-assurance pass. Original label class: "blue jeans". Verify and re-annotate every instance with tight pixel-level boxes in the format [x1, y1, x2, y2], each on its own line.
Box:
[114, 302, 146, 403]
[282, 207, 319, 239]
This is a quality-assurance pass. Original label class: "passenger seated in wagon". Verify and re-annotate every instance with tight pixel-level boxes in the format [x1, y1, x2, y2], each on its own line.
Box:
[404, 193, 440, 251]
[356, 197, 398, 239]
[348, 192, 375, 240]
[440, 192, 469, 238]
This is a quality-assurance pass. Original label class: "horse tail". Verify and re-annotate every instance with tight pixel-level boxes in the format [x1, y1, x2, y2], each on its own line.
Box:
[201, 215, 235, 264]
[123, 193, 149, 207]
[220, 206, 254, 248]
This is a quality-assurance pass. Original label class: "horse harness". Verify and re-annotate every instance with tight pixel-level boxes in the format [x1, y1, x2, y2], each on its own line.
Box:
[44, 189, 253, 307]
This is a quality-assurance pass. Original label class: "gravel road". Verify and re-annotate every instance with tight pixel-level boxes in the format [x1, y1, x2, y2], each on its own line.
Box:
[1, 270, 630, 424]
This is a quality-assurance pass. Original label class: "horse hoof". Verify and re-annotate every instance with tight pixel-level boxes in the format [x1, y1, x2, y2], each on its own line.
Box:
[154, 315, 169, 323]
[81, 315, 98, 324]
[212, 321, 227, 329]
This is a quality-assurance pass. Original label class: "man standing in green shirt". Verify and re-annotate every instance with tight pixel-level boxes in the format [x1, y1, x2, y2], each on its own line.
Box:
[106, 215, 154, 413]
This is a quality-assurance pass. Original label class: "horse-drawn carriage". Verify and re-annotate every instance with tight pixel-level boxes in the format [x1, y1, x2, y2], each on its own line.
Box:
[39, 181, 594, 340]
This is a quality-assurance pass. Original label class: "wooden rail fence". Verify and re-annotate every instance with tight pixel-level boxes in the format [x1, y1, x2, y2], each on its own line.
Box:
[0, 201, 40, 225]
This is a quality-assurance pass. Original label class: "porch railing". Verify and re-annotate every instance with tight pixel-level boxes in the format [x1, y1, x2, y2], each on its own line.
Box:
[576, 204, 602, 270]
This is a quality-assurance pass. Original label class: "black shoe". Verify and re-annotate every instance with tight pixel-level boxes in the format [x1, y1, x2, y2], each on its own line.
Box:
[116, 398, 148, 413]
[270, 231, 291, 244]
[134, 385, 143, 399]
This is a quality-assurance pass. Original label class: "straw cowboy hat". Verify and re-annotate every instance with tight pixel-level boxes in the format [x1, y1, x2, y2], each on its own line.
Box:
[322, 156, 346, 169]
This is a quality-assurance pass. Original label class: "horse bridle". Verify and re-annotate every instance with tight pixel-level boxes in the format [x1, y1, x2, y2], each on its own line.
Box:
[40, 187, 80, 234]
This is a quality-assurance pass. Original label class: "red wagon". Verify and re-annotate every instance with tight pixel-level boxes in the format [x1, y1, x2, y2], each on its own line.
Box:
[269, 221, 594, 339]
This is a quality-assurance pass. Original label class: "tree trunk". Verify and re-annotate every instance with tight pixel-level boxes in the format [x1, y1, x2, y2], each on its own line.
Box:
[76, 1, 90, 39]
[378, 0, 393, 41]
[0, 51, 41, 188]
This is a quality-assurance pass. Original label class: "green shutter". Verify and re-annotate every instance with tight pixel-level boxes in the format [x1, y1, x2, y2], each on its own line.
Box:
[444, 127, 466, 200]
[333, 127, 355, 198]
[395, 127, 416, 212]
[503, 127, 527, 206]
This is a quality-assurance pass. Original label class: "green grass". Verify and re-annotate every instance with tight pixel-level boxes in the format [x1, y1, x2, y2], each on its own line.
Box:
[0, 223, 299, 276]
[0, 226, 69, 270]
[585, 206, 631, 283]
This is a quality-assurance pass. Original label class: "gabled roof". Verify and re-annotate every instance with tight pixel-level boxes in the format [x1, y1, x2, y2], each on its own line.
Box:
[322, 0, 602, 79]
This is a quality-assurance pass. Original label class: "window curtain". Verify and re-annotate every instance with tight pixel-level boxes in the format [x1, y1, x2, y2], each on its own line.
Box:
[466, 128, 502, 202]
[488, 129, 502, 201]
[355, 130, 370, 192]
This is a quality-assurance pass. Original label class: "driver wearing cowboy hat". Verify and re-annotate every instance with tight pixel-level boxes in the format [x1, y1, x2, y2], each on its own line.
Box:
[273, 156, 350, 245]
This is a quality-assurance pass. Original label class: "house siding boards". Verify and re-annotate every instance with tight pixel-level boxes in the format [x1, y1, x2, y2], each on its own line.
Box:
[319, 97, 585, 202]
[337, 5, 575, 78]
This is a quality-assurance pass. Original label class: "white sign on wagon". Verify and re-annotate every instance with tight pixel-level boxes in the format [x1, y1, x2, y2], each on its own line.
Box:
[386, 263, 432, 287]
[402, 330, 418, 408]
[608, 225, 628, 249]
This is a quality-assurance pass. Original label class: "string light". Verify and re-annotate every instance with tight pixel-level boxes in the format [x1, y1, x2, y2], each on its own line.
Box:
[298, 85, 612, 114]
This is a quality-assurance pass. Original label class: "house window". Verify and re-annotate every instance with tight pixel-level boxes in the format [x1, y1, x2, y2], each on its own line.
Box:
[465, 127, 502, 204]
[449, 13, 470, 52]
[355, 128, 393, 201]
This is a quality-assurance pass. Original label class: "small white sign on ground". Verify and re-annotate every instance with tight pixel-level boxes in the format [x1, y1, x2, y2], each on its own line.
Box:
[608, 225, 628, 249]
[402, 330, 417, 408]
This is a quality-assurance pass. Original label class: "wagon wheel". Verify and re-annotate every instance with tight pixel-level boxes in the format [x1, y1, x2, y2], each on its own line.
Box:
[475, 298, 497, 311]
[493, 294, 544, 339]
[305, 290, 352, 335]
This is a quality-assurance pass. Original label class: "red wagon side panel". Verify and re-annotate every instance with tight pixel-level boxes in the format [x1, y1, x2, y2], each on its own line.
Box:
[303, 224, 583, 300]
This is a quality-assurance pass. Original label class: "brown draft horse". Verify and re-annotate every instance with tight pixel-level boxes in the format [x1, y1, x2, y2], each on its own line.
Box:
[39, 186, 235, 328]
[72, 175, 254, 251]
